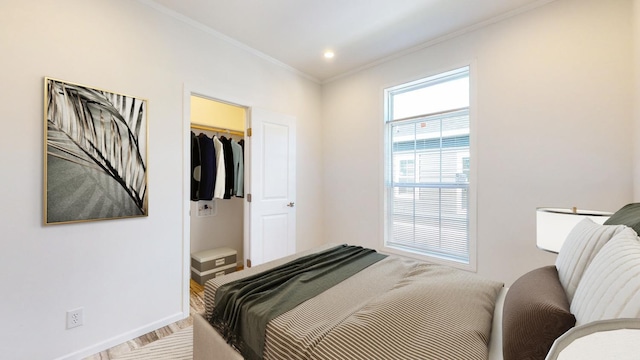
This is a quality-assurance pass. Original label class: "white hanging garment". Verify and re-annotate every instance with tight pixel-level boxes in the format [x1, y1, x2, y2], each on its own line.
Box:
[231, 139, 244, 197]
[212, 136, 226, 199]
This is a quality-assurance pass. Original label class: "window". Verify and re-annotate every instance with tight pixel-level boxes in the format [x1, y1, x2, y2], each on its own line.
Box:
[384, 66, 472, 267]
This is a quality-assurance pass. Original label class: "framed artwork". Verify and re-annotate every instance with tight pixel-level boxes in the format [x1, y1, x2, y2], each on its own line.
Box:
[44, 78, 148, 224]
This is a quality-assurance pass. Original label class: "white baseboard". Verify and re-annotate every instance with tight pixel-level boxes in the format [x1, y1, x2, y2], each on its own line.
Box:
[54, 311, 189, 360]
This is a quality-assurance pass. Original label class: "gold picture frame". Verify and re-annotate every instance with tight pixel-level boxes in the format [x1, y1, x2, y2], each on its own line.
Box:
[44, 78, 148, 224]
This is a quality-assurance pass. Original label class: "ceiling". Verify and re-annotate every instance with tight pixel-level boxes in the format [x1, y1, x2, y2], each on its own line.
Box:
[150, 0, 552, 82]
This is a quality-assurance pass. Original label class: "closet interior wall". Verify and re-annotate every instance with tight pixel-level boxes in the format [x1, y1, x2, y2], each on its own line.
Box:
[190, 95, 246, 263]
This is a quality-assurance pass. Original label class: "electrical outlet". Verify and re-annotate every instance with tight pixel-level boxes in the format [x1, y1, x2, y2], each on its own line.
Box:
[66, 308, 84, 329]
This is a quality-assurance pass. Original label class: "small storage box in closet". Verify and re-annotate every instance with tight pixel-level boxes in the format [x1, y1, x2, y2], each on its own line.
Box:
[191, 247, 237, 285]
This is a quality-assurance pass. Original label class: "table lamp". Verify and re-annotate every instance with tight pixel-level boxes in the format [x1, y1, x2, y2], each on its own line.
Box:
[536, 207, 613, 253]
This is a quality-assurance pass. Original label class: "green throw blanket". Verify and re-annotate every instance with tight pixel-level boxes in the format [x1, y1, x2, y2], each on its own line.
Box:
[208, 244, 387, 360]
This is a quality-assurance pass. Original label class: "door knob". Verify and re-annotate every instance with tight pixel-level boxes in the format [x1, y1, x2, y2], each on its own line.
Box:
[287, 202, 295, 207]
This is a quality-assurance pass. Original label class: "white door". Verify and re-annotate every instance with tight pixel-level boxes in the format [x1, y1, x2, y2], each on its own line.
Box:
[246, 108, 296, 267]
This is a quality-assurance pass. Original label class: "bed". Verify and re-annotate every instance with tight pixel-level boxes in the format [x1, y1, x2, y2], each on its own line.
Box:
[193, 203, 640, 360]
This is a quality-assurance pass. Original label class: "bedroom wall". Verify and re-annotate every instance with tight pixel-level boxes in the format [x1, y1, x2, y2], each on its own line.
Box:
[0, 1, 323, 359]
[322, 0, 635, 286]
[634, 0, 640, 201]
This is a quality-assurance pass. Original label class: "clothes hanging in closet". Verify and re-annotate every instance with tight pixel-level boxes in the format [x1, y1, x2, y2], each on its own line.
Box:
[197, 133, 216, 200]
[190, 130, 245, 201]
[190, 132, 201, 201]
[220, 136, 235, 199]
[231, 140, 244, 197]
[212, 136, 226, 199]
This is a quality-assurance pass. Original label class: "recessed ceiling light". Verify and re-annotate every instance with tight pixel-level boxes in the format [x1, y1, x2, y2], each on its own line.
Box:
[324, 51, 335, 59]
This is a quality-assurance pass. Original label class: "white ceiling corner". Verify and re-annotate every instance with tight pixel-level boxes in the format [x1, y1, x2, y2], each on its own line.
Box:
[145, 0, 555, 83]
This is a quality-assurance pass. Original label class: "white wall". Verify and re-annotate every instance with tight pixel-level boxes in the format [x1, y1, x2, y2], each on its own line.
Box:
[191, 197, 244, 260]
[634, 0, 640, 201]
[322, 0, 635, 286]
[0, 1, 323, 359]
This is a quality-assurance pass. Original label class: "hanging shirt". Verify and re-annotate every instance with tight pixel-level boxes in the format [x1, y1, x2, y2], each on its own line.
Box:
[197, 133, 216, 200]
[231, 139, 244, 197]
[190, 132, 201, 201]
[213, 136, 226, 199]
[238, 139, 244, 155]
[220, 136, 235, 199]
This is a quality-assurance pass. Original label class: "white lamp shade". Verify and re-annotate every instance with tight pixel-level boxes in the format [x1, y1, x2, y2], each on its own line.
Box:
[556, 329, 640, 360]
[546, 319, 640, 360]
[536, 208, 612, 253]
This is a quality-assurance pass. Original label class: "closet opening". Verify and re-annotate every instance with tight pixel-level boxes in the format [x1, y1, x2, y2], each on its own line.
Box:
[182, 88, 296, 315]
[189, 94, 247, 279]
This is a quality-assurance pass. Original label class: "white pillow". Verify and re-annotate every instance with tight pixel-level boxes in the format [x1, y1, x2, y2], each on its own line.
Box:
[570, 228, 640, 325]
[555, 218, 625, 303]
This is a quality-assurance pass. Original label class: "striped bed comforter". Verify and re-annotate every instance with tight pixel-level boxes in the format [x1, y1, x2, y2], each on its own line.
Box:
[205, 253, 503, 360]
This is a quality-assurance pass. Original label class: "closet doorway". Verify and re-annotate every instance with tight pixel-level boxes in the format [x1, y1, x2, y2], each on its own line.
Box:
[183, 88, 297, 287]
[189, 95, 247, 262]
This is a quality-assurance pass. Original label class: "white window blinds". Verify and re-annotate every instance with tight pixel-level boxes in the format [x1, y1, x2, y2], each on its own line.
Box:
[384, 67, 471, 264]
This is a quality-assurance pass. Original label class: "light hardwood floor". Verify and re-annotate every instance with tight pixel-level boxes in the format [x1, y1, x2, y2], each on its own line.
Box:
[83, 280, 205, 360]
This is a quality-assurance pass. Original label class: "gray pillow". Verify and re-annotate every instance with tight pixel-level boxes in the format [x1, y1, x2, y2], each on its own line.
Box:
[603, 203, 640, 235]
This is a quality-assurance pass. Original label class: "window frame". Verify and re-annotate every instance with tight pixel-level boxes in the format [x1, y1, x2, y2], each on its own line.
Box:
[381, 65, 477, 272]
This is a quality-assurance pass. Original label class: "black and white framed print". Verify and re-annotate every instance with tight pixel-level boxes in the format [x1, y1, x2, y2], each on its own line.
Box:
[44, 78, 148, 224]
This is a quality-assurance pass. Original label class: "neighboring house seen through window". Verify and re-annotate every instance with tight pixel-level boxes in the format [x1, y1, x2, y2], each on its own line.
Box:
[384, 66, 472, 268]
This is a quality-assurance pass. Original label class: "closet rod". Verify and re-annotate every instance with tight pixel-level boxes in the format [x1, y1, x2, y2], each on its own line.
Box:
[191, 123, 244, 137]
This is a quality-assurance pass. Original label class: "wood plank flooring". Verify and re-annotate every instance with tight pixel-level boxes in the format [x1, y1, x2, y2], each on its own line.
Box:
[83, 280, 205, 360]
